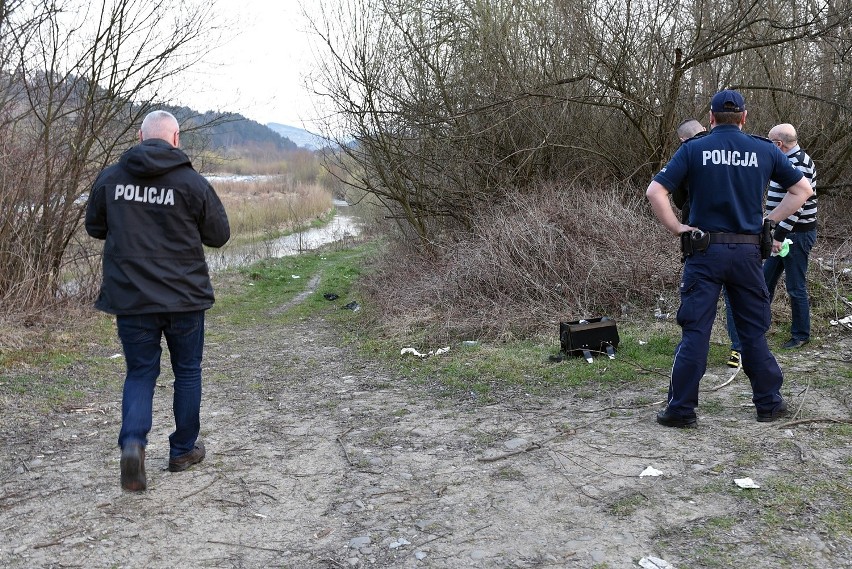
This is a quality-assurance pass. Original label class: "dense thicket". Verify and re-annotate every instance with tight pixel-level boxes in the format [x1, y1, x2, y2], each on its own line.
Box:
[310, 0, 852, 338]
[313, 0, 852, 245]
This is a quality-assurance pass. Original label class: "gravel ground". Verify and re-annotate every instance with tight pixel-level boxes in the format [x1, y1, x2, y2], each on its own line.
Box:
[1, 271, 850, 568]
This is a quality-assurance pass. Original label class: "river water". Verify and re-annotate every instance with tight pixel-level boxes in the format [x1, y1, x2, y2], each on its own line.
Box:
[205, 199, 362, 271]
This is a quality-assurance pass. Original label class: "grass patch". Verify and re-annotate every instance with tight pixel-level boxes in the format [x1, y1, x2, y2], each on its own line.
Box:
[608, 492, 649, 517]
[1, 370, 92, 411]
[349, 324, 681, 400]
[211, 244, 375, 327]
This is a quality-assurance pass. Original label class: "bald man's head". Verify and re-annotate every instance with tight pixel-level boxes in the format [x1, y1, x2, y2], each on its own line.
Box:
[768, 123, 797, 148]
[140, 111, 180, 146]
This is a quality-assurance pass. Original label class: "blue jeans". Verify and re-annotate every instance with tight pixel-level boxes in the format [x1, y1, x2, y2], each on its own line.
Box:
[116, 311, 205, 458]
[763, 229, 816, 342]
[669, 243, 784, 416]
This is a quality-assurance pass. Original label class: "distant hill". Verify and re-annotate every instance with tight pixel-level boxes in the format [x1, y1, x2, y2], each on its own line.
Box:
[267, 123, 332, 151]
[164, 107, 299, 153]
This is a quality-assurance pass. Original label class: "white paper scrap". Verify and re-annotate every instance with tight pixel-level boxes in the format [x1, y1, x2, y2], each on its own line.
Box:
[639, 556, 675, 569]
[734, 477, 760, 489]
[639, 466, 663, 477]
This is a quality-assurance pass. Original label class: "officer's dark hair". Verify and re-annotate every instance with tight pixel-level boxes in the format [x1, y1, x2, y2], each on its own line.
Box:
[712, 111, 744, 125]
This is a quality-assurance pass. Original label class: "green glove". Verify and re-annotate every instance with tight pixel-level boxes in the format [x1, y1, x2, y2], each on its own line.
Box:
[775, 238, 793, 258]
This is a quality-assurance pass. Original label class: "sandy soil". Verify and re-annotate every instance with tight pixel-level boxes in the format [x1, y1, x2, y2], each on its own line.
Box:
[1, 273, 850, 568]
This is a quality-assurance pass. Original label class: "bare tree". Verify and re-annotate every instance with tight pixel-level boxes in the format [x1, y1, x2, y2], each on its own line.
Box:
[0, 0, 222, 315]
[311, 0, 852, 246]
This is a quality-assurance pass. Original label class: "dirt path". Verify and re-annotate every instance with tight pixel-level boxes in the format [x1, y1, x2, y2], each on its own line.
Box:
[1, 279, 850, 568]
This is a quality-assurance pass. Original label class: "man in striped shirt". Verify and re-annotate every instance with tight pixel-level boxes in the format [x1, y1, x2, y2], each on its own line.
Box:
[764, 123, 817, 349]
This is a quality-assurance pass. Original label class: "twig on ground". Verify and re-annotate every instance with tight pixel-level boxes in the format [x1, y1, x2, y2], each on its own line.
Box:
[337, 427, 355, 466]
[477, 432, 569, 463]
[182, 475, 218, 500]
[778, 417, 852, 428]
[207, 539, 291, 554]
[578, 399, 665, 413]
[32, 540, 63, 549]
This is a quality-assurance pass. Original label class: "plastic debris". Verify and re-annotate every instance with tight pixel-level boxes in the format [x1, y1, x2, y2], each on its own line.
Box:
[639, 557, 675, 569]
[830, 315, 852, 329]
[639, 466, 663, 477]
[400, 346, 450, 358]
[342, 301, 360, 311]
[389, 537, 411, 549]
[734, 477, 760, 489]
[323, 293, 339, 300]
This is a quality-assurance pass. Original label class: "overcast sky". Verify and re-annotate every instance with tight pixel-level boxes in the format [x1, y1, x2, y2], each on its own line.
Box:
[181, 1, 325, 133]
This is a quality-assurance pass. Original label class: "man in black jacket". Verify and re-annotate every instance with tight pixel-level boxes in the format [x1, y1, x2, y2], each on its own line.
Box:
[86, 110, 230, 491]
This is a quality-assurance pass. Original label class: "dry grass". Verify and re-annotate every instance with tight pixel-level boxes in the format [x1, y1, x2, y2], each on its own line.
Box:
[358, 182, 681, 342]
[214, 176, 333, 240]
[358, 183, 852, 344]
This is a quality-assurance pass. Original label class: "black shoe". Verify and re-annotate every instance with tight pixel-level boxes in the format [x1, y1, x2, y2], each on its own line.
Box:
[756, 401, 789, 422]
[656, 407, 697, 428]
[120, 443, 147, 492]
[781, 338, 809, 349]
[168, 441, 206, 472]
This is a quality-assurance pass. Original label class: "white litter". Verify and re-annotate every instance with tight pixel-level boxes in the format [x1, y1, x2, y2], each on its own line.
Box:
[401, 347, 426, 357]
[829, 315, 852, 327]
[400, 346, 450, 358]
[639, 466, 663, 477]
[639, 556, 675, 569]
[734, 477, 760, 489]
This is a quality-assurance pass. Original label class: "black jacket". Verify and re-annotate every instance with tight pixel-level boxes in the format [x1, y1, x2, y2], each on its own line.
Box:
[85, 139, 230, 315]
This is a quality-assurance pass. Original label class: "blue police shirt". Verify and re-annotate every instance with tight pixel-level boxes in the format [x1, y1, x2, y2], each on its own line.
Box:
[654, 124, 804, 234]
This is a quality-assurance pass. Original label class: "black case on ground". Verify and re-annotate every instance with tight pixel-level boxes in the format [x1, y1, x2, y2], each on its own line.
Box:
[559, 317, 620, 360]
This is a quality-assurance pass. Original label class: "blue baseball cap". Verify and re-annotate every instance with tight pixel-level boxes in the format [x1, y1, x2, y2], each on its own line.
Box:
[710, 90, 746, 113]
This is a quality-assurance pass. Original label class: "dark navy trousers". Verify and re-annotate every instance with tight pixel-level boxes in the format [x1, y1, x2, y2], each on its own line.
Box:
[668, 243, 785, 416]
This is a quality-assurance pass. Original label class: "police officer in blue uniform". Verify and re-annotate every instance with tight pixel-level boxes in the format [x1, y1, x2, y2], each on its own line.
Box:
[646, 90, 814, 427]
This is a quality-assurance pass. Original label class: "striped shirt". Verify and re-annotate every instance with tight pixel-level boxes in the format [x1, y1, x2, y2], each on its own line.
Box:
[766, 144, 816, 241]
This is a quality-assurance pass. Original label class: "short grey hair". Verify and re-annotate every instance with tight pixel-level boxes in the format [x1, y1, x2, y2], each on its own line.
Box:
[676, 118, 705, 141]
[140, 110, 179, 142]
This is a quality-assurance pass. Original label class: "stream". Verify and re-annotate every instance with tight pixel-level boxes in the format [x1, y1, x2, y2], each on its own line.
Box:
[206, 199, 362, 272]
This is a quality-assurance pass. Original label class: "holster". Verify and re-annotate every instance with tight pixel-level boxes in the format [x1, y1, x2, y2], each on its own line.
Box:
[680, 229, 709, 260]
[761, 219, 775, 260]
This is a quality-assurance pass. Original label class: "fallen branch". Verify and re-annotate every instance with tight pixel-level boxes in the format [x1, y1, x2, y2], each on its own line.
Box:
[778, 417, 852, 428]
[207, 539, 291, 554]
[337, 427, 355, 466]
[477, 432, 569, 463]
[182, 475, 218, 500]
